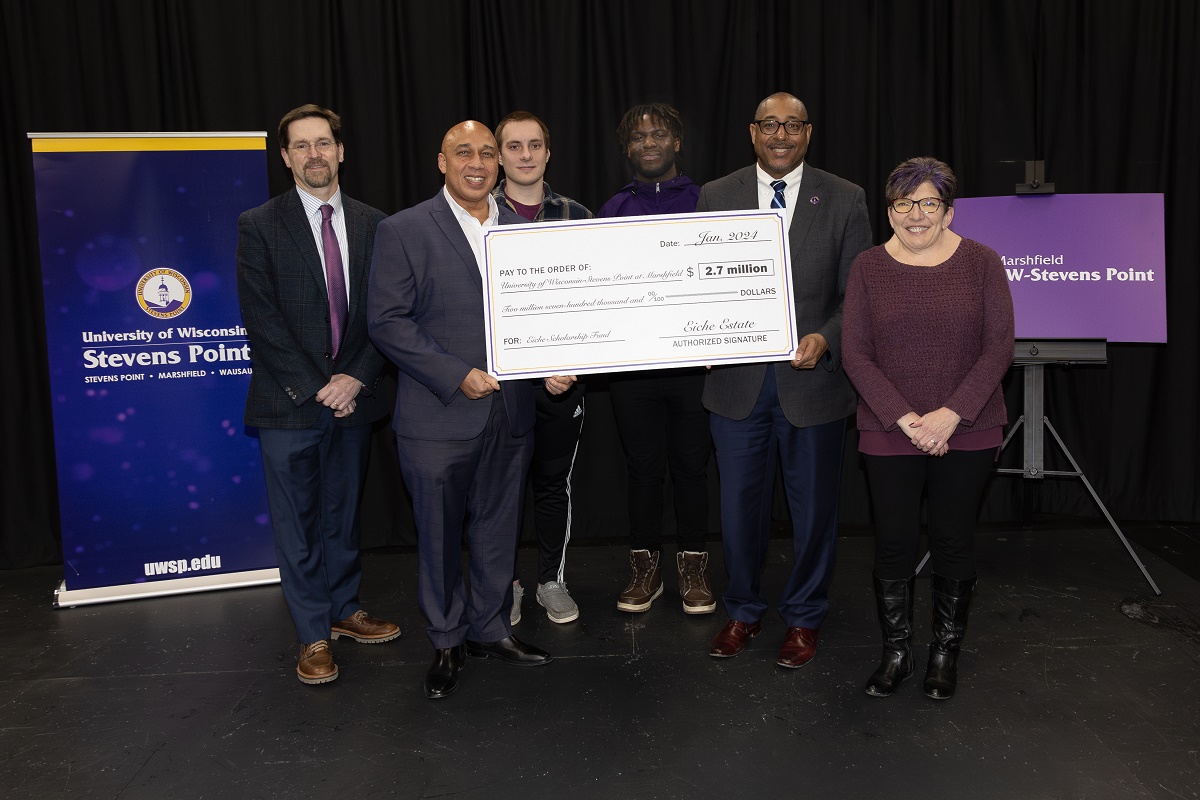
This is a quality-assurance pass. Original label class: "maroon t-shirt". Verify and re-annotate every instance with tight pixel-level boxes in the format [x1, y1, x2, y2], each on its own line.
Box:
[504, 192, 541, 221]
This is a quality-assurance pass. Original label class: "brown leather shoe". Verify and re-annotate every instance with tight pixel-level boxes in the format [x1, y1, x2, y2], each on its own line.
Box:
[677, 551, 717, 614]
[709, 619, 762, 657]
[297, 640, 338, 685]
[616, 549, 663, 612]
[331, 610, 401, 644]
[776, 627, 819, 669]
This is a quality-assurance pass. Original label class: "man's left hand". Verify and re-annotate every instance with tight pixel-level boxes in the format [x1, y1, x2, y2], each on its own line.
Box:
[316, 374, 363, 418]
[790, 333, 828, 369]
[544, 374, 577, 395]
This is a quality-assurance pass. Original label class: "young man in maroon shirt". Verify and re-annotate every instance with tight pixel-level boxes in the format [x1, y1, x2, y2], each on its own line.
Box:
[492, 112, 592, 626]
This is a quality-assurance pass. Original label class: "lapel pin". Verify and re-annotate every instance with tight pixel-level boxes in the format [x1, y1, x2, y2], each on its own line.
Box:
[810, 195, 820, 205]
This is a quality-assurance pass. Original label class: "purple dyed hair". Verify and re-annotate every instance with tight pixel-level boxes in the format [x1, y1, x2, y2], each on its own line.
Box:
[884, 157, 957, 207]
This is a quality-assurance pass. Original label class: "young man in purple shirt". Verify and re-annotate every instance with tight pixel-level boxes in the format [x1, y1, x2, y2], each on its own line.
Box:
[598, 103, 716, 618]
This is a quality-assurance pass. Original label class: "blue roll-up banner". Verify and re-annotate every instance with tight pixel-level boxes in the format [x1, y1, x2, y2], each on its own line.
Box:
[30, 133, 280, 607]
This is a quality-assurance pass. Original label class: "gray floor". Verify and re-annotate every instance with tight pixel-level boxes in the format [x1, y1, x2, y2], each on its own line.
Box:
[1, 521, 1198, 800]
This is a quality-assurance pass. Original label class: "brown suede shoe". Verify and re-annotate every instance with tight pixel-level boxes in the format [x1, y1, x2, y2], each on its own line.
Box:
[677, 551, 717, 614]
[616, 549, 663, 612]
[709, 619, 762, 657]
[331, 610, 401, 644]
[776, 626, 819, 669]
[297, 640, 338, 685]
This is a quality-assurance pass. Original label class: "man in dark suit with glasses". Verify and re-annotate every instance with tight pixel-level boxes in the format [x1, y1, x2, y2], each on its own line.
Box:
[698, 92, 872, 669]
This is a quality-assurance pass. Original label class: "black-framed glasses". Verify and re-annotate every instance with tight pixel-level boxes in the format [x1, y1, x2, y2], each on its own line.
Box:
[753, 119, 810, 135]
[889, 197, 944, 214]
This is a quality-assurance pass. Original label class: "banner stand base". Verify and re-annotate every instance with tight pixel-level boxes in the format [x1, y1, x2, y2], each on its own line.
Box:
[54, 568, 281, 608]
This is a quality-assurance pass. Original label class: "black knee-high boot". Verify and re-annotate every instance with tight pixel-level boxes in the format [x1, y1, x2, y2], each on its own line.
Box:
[924, 573, 977, 700]
[865, 574, 915, 697]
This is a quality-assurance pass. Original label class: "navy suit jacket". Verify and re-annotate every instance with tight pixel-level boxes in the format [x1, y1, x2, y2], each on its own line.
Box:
[237, 188, 388, 429]
[368, 190, 535, 440]
[697, 164, 872, 428]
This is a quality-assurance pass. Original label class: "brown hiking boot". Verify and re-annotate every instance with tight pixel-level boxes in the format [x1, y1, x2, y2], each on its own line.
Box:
[616, 549, 663, 612]
[677, 551, 717, 614]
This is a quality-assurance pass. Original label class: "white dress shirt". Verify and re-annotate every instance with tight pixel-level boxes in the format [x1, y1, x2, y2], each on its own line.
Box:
[756, 162, 805, 231]
[443, 186, 500, 274]
[296, 186, 350, 302]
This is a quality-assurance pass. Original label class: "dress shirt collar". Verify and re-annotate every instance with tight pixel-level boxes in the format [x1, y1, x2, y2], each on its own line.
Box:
[296, 185, 343, 219]
[443, 186, 499, 271]
[443, 186, 499, 227]
[756, 162, 805, 228]
[756, 162, 805, 197]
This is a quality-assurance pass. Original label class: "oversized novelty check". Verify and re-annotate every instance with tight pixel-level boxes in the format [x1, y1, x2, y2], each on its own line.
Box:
[482, 210, 797, 378]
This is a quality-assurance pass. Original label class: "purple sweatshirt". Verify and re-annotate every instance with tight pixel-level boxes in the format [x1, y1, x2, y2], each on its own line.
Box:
[597, 174, 700, 218]
[842, 238, 1014, 454]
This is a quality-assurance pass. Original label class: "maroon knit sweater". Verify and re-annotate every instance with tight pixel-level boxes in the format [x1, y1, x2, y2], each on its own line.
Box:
[842, 238, 1014, 442]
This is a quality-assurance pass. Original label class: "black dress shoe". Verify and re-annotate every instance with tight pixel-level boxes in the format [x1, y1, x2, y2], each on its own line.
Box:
[424, 644, 465, 699]
[465, 635, 553, 666]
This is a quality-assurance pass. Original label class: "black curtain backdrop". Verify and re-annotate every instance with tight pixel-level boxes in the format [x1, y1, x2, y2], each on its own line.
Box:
[3, 1, 1198, 568]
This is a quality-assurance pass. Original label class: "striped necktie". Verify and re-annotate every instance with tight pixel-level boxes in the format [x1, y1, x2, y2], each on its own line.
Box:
[770, 179, 787, 208]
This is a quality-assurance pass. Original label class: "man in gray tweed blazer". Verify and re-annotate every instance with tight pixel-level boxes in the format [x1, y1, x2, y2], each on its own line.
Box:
[698, 92, 872, 669]
[238, 104, 400, 687]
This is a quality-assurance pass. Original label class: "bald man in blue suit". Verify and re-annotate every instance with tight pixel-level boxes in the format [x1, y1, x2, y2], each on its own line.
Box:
[369, 121, 563, 700]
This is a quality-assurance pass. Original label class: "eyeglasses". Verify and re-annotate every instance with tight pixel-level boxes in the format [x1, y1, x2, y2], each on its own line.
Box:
[753, 119, 810, 135]
[889, 197, 944, 214]
[288, 139, 337, 154]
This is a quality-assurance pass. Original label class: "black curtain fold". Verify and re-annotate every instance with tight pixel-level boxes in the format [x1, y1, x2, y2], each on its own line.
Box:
[3, 0, 1197, 568]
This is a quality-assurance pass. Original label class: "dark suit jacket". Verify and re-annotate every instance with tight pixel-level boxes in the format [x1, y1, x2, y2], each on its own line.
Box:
[368, 190, 535, 440]
[697, 164, 873, 428]
[237, 188, 388, 429]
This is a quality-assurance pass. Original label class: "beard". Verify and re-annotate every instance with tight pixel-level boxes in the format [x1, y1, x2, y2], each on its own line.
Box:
[629, 150, 676, 181]
[302, 159, 333, 188]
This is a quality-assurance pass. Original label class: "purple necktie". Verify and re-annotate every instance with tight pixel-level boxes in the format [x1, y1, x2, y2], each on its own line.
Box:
[320, 204, 348, 359]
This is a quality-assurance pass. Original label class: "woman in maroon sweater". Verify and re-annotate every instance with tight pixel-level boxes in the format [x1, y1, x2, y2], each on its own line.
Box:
[842, 157, 1014, 700]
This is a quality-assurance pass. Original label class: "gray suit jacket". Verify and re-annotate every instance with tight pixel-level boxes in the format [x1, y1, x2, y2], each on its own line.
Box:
[368, 190, 535, 441]
[237, 189, 388, 429]
[697, 164, 872, 428]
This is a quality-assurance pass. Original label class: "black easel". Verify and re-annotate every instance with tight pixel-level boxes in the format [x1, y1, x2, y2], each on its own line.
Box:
[995, 341, 1161, 595]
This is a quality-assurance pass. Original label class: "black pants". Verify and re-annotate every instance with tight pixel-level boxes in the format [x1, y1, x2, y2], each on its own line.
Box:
[608, 369, 711, 553]
[528, 383, 586, 585]
[863, 448, 997, 581]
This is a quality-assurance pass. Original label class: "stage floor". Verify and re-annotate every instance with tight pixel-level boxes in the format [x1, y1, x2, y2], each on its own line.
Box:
[2, 519, 1198, 800]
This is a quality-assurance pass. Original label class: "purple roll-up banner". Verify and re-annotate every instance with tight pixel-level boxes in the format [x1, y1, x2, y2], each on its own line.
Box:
[951, 194, 1166, 343]
[30, 133, 280, 607]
